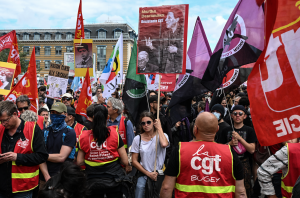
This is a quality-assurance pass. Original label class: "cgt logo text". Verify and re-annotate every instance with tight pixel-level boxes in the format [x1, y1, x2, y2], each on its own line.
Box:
[273, 115, 300, 137]
[90, 141, 107, 150]
[190, 145, 221, 182]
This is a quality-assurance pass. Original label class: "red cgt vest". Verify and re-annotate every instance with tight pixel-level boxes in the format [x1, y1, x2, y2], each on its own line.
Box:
[79, 125, 120, 167]
[0, 122, 39, 193]
[118, 116, 127, 149]
[281, 143, 300, 198]
[175, 141, 236, 198]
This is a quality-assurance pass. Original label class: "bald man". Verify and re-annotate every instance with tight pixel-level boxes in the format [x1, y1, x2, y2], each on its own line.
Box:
[160, 112, 246, 198]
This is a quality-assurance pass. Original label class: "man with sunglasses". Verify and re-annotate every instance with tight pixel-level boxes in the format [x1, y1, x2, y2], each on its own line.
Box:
[61, 93, 73, 107]
[16, 95, 45, 130]
[219, 105, 257, 197]
[0, 101, 48, 198]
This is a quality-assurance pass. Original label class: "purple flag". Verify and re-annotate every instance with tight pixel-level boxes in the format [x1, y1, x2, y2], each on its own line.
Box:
[205, 99, 210, 112]
[201, 0, 264, 91]
[168, 17, 212, 125]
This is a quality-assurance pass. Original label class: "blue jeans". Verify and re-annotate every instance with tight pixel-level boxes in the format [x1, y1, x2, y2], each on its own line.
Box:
[0, 191, 32, 198]
[135, 176, 147, 198]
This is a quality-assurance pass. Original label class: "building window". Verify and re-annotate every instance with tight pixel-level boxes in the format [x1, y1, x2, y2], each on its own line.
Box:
[35, 46, 40, 55]
[66, 46, 73, 53]
[97, 46, 106, 71]
[55, 46, 62, 55]
[16, 34, 19, 40]
[23, 46, 29, 54]
[55, 60, 62, 64]
[66, 33, 73, 40]
[36, 61, 40, 69]
[34, 34, 40, 40]
[44, 33, 51, 40]
[98, 31, 106, 39]
[45, 47, 51, 55]
[55, 33, 62, 40]
[85, 31, 90, 39]
[45, 60, 51, 69]
[114, 31, 122, 38]
[23, 34, 29, 40]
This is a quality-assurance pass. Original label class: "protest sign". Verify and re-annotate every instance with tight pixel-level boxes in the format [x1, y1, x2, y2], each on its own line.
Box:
[47, 63, 69, 99]
[137, 4, 189, 75]
[74, 39, 94, 77]
[160, 74, 176, 92]
[0, 62, 16, 95]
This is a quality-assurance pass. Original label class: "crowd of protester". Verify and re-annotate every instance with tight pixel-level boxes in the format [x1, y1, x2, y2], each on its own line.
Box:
[0, 84, 299, 198]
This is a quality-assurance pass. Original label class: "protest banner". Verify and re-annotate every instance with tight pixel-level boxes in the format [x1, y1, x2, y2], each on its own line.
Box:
[0, 62, 16, 95]
[74, 39, 94, 77]
[146, 74, 176, 92]
[137, 4, 189, 75]
[47, 63, 69, 99]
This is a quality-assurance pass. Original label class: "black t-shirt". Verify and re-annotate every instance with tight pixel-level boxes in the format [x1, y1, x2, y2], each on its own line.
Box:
[215, 121, 230, 143]
[165, 144, 244, 180]
[219, 125, 257, 160]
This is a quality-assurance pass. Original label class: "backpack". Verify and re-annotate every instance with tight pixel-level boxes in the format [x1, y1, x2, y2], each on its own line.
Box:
[253, 141, 271, 166]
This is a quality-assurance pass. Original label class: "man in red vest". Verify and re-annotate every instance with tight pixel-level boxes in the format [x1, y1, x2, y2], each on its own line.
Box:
[0, 101, 48, 198]
[16, 95, 44, 130]
[160, 112, 246, 198]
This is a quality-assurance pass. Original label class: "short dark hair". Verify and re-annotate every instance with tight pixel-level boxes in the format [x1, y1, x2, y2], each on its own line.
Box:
[16, 95, 31, 106]
[66, 88, 73, 95]
[77, 43, 89, 52]
[198, 101, 206, 110]
[86, 104, 97, 118]
[149, 90, 157, 96]
[38, 108, 48, 116]
[0, 101, 18, 117]
[238, 96, 250, 107]
[39, 86, 46, 92]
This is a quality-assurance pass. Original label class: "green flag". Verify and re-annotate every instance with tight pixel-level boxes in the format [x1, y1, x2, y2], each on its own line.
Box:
[123, 39, 149, 126]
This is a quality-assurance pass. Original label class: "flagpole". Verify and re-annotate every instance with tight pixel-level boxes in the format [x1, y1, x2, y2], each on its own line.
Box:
[157, 74, 161, 120]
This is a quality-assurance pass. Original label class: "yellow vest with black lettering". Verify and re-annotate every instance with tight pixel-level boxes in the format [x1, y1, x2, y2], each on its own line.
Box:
[0, 122, 39, 193]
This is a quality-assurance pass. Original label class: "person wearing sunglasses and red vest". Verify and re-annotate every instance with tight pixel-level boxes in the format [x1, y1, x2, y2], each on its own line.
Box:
[107, 97, 134, 173]
[160, 112, 246, 198]
[16, 95, 45, 130]
[0, 101, 48, 198]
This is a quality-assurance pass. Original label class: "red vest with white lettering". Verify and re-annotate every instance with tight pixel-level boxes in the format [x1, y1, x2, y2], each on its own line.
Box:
[37, 115, 44, 130]
[78, 125, 120, 167]
[0, 122, 39, 193]
[175, 141, 235, 198]
[281, 143, 300, 198]
[118, 116, 127, 150]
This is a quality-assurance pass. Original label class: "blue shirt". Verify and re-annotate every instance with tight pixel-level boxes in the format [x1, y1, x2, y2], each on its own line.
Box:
[107, 114, 134, 148]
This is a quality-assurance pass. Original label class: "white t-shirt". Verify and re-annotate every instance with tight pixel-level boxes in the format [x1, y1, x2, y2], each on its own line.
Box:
[131, 133, 169, 173]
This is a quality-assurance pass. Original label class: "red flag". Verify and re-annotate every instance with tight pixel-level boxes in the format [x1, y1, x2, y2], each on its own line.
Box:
[7, 32, 21, 78]
[0, 30, 15, 52]
[160, 74, 176, 92]
[248, 0, 300, 146]
[75, 0, 85, 39]
[75, 69, 92, 117]
[44, 79, 47, 86]
[5, 47, 38, 113]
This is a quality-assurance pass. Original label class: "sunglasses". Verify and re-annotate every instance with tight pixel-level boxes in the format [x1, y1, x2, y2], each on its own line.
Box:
[141, 121, 152, 126]
[62, 97, 72, 101]
[232, 112, 244, 116]
[18, 106, 29, 111]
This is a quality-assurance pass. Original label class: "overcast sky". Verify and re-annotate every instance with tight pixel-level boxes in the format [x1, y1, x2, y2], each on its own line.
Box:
[0, 0, 239, 50]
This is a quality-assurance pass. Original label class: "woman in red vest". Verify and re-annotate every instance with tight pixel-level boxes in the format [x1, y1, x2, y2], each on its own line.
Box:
[77, 105, 129, 198]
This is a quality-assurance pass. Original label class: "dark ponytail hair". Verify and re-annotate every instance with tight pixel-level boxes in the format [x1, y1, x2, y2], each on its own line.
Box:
[139, 111, 156, 134]
[92, 105, 110, 146]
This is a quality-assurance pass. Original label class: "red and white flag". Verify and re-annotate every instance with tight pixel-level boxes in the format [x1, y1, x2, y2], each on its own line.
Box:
[75, 69, 92, 117]
[248, 0, 300, 146]
[75, 0, 85, 39]
[0, 30, 15, 53]
[7, 32, 21, 78]
[5, 47, 38, 113]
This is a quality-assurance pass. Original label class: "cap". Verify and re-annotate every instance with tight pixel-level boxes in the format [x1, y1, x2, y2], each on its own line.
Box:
[149, 95, 158, 103]
[50, 102, 67, 113]
[67, 106, 76, 116]
[62, 93, 73, 99]
[232, 105, 247, 114]
[211, 104, 225, 118]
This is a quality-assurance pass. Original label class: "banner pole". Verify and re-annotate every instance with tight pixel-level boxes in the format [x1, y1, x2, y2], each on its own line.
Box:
[157, 74, 161, 120]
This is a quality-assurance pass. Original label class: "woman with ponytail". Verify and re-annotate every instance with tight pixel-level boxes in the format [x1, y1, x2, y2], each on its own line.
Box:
[77, 105, 129, 198]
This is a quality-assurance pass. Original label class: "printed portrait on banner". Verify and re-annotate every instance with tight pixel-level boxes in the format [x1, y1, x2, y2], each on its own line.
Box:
[0, 62, 16, 95]
[74, 39, 94, 77]
[137, 4, 189, 74]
